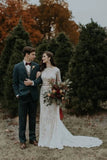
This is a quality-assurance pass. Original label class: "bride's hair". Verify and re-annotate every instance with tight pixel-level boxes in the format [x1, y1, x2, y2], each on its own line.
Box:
[40, 51, 56, 71]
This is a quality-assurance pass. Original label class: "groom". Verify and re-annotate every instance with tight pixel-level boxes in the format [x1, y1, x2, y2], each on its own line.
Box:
[13, 46, 42, 149]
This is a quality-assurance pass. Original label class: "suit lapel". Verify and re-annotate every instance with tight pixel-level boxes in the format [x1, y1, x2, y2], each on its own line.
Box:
[30, 62, 36, 78]
[20, 61, 28, 78]
[30, 62, 33, 78]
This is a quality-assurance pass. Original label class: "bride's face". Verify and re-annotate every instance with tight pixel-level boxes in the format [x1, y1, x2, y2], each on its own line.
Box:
[42, 53, 50, 63]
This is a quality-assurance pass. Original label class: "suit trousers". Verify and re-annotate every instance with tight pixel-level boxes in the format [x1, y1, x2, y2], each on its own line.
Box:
[18, 93, 37, 143]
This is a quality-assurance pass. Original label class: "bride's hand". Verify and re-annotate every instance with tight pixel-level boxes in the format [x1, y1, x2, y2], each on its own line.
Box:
[36, 71, 41, 79]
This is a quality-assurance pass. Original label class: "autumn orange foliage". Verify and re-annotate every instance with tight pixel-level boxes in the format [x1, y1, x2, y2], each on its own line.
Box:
[37, 0, 79, 44]
[0, 0, 79, 54]
[0, 0, 43, 53]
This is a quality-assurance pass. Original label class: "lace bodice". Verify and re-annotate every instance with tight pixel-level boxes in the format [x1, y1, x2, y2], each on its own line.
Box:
[41, 67, 61, 86]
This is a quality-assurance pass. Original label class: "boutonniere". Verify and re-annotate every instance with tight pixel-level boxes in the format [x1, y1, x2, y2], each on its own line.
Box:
[32, 65, 36, 70]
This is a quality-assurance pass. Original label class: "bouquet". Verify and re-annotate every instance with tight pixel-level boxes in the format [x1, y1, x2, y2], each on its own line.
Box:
[43, 79, 71, 106]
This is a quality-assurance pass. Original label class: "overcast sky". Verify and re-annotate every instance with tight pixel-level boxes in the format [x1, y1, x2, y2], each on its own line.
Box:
[29, 0, 107, 27]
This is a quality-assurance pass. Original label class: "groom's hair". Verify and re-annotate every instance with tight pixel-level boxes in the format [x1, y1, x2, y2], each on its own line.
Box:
[23, 46, 35, 56]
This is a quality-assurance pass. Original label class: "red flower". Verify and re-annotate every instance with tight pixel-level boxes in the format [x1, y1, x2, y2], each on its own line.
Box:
[56, 88, 60, 94]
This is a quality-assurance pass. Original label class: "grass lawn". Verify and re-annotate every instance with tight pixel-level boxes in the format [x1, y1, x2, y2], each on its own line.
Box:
[0, 104, 107, 160]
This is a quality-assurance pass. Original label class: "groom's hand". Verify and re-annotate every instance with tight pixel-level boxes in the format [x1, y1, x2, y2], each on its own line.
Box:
[24, 78, 33, 86]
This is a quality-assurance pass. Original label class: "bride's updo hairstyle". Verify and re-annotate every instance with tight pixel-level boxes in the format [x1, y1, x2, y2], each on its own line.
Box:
[40, 51, 56, 71]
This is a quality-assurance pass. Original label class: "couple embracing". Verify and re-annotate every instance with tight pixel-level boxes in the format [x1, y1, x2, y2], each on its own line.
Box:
[13, 46, 102, 150]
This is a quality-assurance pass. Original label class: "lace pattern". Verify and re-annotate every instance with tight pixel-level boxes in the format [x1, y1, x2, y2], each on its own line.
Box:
[38, 67, 103, 149]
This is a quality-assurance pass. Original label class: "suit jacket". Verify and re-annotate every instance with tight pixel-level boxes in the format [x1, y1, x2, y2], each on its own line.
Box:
[12, 61, 42, 101]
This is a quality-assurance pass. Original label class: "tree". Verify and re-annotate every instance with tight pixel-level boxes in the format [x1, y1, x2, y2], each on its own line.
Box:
[47, 38, 58, 55]
[36, 38, 58, 62]
[67, 20, 107, 115]
[37, 0, 79, 44]
[0, 0, 42, 53]
[36, 39, 49, 62]
[0, 19, 31, 95]
[55, 32, 72, 79]
[36, 32, 72, 80]
[0, 0, 79, 55]
[1, 20, 31, 115]
[3, 39, 25, 115]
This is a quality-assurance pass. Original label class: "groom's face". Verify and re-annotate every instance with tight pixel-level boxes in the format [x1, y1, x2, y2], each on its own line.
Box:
[27, 52, 36, 62]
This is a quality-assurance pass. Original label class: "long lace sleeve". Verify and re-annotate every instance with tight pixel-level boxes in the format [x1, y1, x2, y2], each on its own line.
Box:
[56, 68, 61, 84]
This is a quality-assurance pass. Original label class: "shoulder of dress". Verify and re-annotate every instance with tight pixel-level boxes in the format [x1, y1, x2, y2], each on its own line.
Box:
[54, 66, 60, 72]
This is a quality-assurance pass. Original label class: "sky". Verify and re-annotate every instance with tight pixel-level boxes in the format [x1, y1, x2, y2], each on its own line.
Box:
[29, 0, 107, 27]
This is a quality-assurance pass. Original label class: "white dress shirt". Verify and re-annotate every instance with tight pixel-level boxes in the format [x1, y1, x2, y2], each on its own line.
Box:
[23, 60, 31, 78]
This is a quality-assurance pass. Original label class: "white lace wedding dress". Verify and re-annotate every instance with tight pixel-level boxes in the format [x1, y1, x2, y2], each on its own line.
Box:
[38, 67, 102, 149]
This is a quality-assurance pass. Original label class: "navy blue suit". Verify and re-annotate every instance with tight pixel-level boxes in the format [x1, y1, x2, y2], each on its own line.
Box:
[13, 61, 42, 143]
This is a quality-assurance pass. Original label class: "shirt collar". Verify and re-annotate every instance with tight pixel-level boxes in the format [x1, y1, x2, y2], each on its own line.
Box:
[23, 60, 31, 65]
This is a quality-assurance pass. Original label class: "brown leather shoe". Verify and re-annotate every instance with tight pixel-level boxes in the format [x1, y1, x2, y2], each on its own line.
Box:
[20, 143, 26, 149]
[29, 140, 38, 146]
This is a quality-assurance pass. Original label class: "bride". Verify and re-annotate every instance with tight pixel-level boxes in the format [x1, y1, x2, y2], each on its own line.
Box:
[38, 51, 102, 149]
